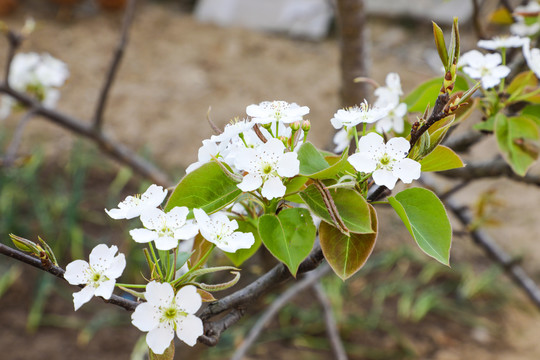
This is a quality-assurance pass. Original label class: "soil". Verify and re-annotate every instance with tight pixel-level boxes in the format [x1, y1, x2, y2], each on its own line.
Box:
[2, 1, 540, 360]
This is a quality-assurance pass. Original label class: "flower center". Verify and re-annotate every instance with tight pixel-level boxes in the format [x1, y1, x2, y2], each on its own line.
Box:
[164, 308, 177, 320]
[92, 273, 101, 282]
[263, 164, 273, 174]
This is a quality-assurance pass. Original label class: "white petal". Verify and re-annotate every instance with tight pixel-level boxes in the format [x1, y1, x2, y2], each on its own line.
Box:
[483, 53, 502, 68]
[385, 137, 410, 159]
[193, 208, 210, 226]
[348, 153, 377, 173]
[234, 148, 257, 172]
[94, 279, 115, 299]
[174, 222, 199, 240]
[141, 184, 168, 208]
[147, 325, 174, 355]
[104, 253, 126, 279]
[130, 228, 158, 243]
[145, 281, 174, 308]
[154, 235, 179, 251]
[261, 176, 286, 200]
[104, 208, 127, 220]
[263, 138, 287, 155]
[165, 206, 189, 228]
[393, 158, 421, 183]
[131, 302, 160, 332]
[73, 285, 96, 311]
[175, 285, 202, 314]
[140, 208, 165, 230]
[222, 232, 255, 253]
[358, 132, 385, 157]
[176, 314, 203, 347]
[64, 260, 90, 285]
[89, 244, 117, 271]
[277, 152, 300, 177]
[238, 173, 263, 192]
[372, 169, 398, 189]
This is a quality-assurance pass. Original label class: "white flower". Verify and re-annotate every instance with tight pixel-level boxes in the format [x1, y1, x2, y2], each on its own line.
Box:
[185, 139, 219, 174]
[193, 208, 255, 253]
[461, 50, 511, 89]
[511, 18, 540, 36]
[234, 138, 299, 200]
[64, 244, 126, 310]
[246, 100, 310, 124]
[130, 207, 199, 251]
[210, 118, 255, 143]
[375, 102, 407, 134]
[348, 133, 421, 190]
[515, 2, 540, 14]
[105, 184, 167, 220]
[131, 282, 203, 354]
[330, 100, 389, 129]
[477, 36, 529, 50]
[374, 72, 403, 108]
[523, 41, 540, 79]
[333, 128, 353, 153]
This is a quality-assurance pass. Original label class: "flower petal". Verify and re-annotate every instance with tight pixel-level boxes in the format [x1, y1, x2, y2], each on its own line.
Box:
[238, 173, 263, 192]
[64, 260, 90, 285]
[385, 137, 410, 159]
[130, 228, 158, 244]
[277, 152, 300, 177]
[176, 314, 203, 347]
[104, 253, 126, 279]
[348, 153, 377, 173]
[372, 169, 398, 189]
[175, 285, 202, 314]
[154, 235, 179, 251]
[89, 244, 117, 271]
[358, 132, 385, 157]
[393, 158, 421, 183]
[261, 176, 286, 200]
[140, 208, 165, 230]
[224, 232, 255, 253]
[94, 279, 115, 299]
[147, 324, 174, 355]
[73, 285, 96, 311]
[165, 206, 189, 228]
[141, 184, 168, 209]
[145, 281, 174, 308]
[131, 302, 160, 332]
[174, 222, 199, 240]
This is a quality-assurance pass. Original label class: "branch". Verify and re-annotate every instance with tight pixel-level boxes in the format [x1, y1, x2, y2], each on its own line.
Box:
[228, 264, 332, 360]
[313, 282, 348, 360]
[443, 130, 484, 152]
[0, 243, 139, 311]
[93, 0, 137, 131]
[471, 0, 486, 40]
[439, 157, 540, 186]
[3, 30, 22, 86]
[409, 93, 450, 149]
[420, 175, 540, 310]
[3, 108, 36, 167]
[0, 84, 172, 187]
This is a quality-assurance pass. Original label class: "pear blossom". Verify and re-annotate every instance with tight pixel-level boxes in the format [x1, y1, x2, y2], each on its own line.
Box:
[193, 208, 255, 253]
[330, 100, 389, 129]
[348, 132, 421, 190]
[246, 100, 310, 124]
[477, 36, 528, 50]
[105, 184, 167, 220]
[234, 138, 299, 200]
[333, 128, 353, 153]
[523, 42, 540, 78]
[129, 207, 199, 251]
[131, 282, 203, 354]
[1, 52, 69, 119]
[374, 72, 403, 108]
[511, 18, 540, 36]
[375, 102, 407, 134]
[64, 244, 126, 310]
[461, 50, 510, 89]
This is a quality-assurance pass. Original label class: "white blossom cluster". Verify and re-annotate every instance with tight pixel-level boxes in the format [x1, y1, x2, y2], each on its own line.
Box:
[1, 52, 69, 119]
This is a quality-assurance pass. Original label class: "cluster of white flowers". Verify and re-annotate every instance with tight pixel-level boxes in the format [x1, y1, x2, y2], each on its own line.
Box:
[460, 50, 511, 89]
[511, 2, 540, 37]
[374, 73, 408, 134]
[1, 52, 69, 119]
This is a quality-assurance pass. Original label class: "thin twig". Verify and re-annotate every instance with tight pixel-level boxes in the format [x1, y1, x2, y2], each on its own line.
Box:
[313, 282, 348, 360]
[439, 157, 540, 186]
[409, 93, 450, 149]
[3, 108, 36, 167]
[93, 0, 137, 131]
[0, 243, 139, 311]
[3, 31, 22, 86]
[471, 0, 486, 40]
[0, 84, 171, 186]
[229, 264, 332, 360]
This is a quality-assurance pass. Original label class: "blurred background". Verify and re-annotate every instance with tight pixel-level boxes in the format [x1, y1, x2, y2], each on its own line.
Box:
[1, 0, 540, 359]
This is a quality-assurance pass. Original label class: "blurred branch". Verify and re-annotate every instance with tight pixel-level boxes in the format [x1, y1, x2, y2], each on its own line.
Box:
[420, 175, 540, 310]
[3, 108, 36, 167]
[228, 264, 332, 360]
[0, 243, 139, 311]
[440, 157, 540, 186]
[443, 130, 484, 152]
[93, 0, 137, 131]
[471, 0, 486, 40]
[313, 282, 348, 360]
[3, 31, 22, 86]
[0, 84, 172, 186]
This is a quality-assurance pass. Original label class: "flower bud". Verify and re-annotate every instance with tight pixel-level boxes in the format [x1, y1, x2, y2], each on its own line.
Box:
[290, 121, 301, 132]
[301, 120, 311, 132]
[261, 122, 272, 130]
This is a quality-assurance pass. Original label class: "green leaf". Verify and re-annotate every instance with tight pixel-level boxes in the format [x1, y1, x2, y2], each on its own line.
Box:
[432, 22, 449, 69]
[164, 161, 241, 215]
[320, 204, 378, 280]
[495, 113, 540, 176]
[507, 71, 537, 96]
[473, 115, 496, 132]
[225, 219, 262, 267]
[404, 76, 468, 113]
[522, 105, 540, 125]
[388, 188, 452, 265]
[299, 185, 374, 234]
[297, 142, 349, 179]
[258, 208, 316, 276]
[419, 145, 465, 172]
[284, 175, 308, 203]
